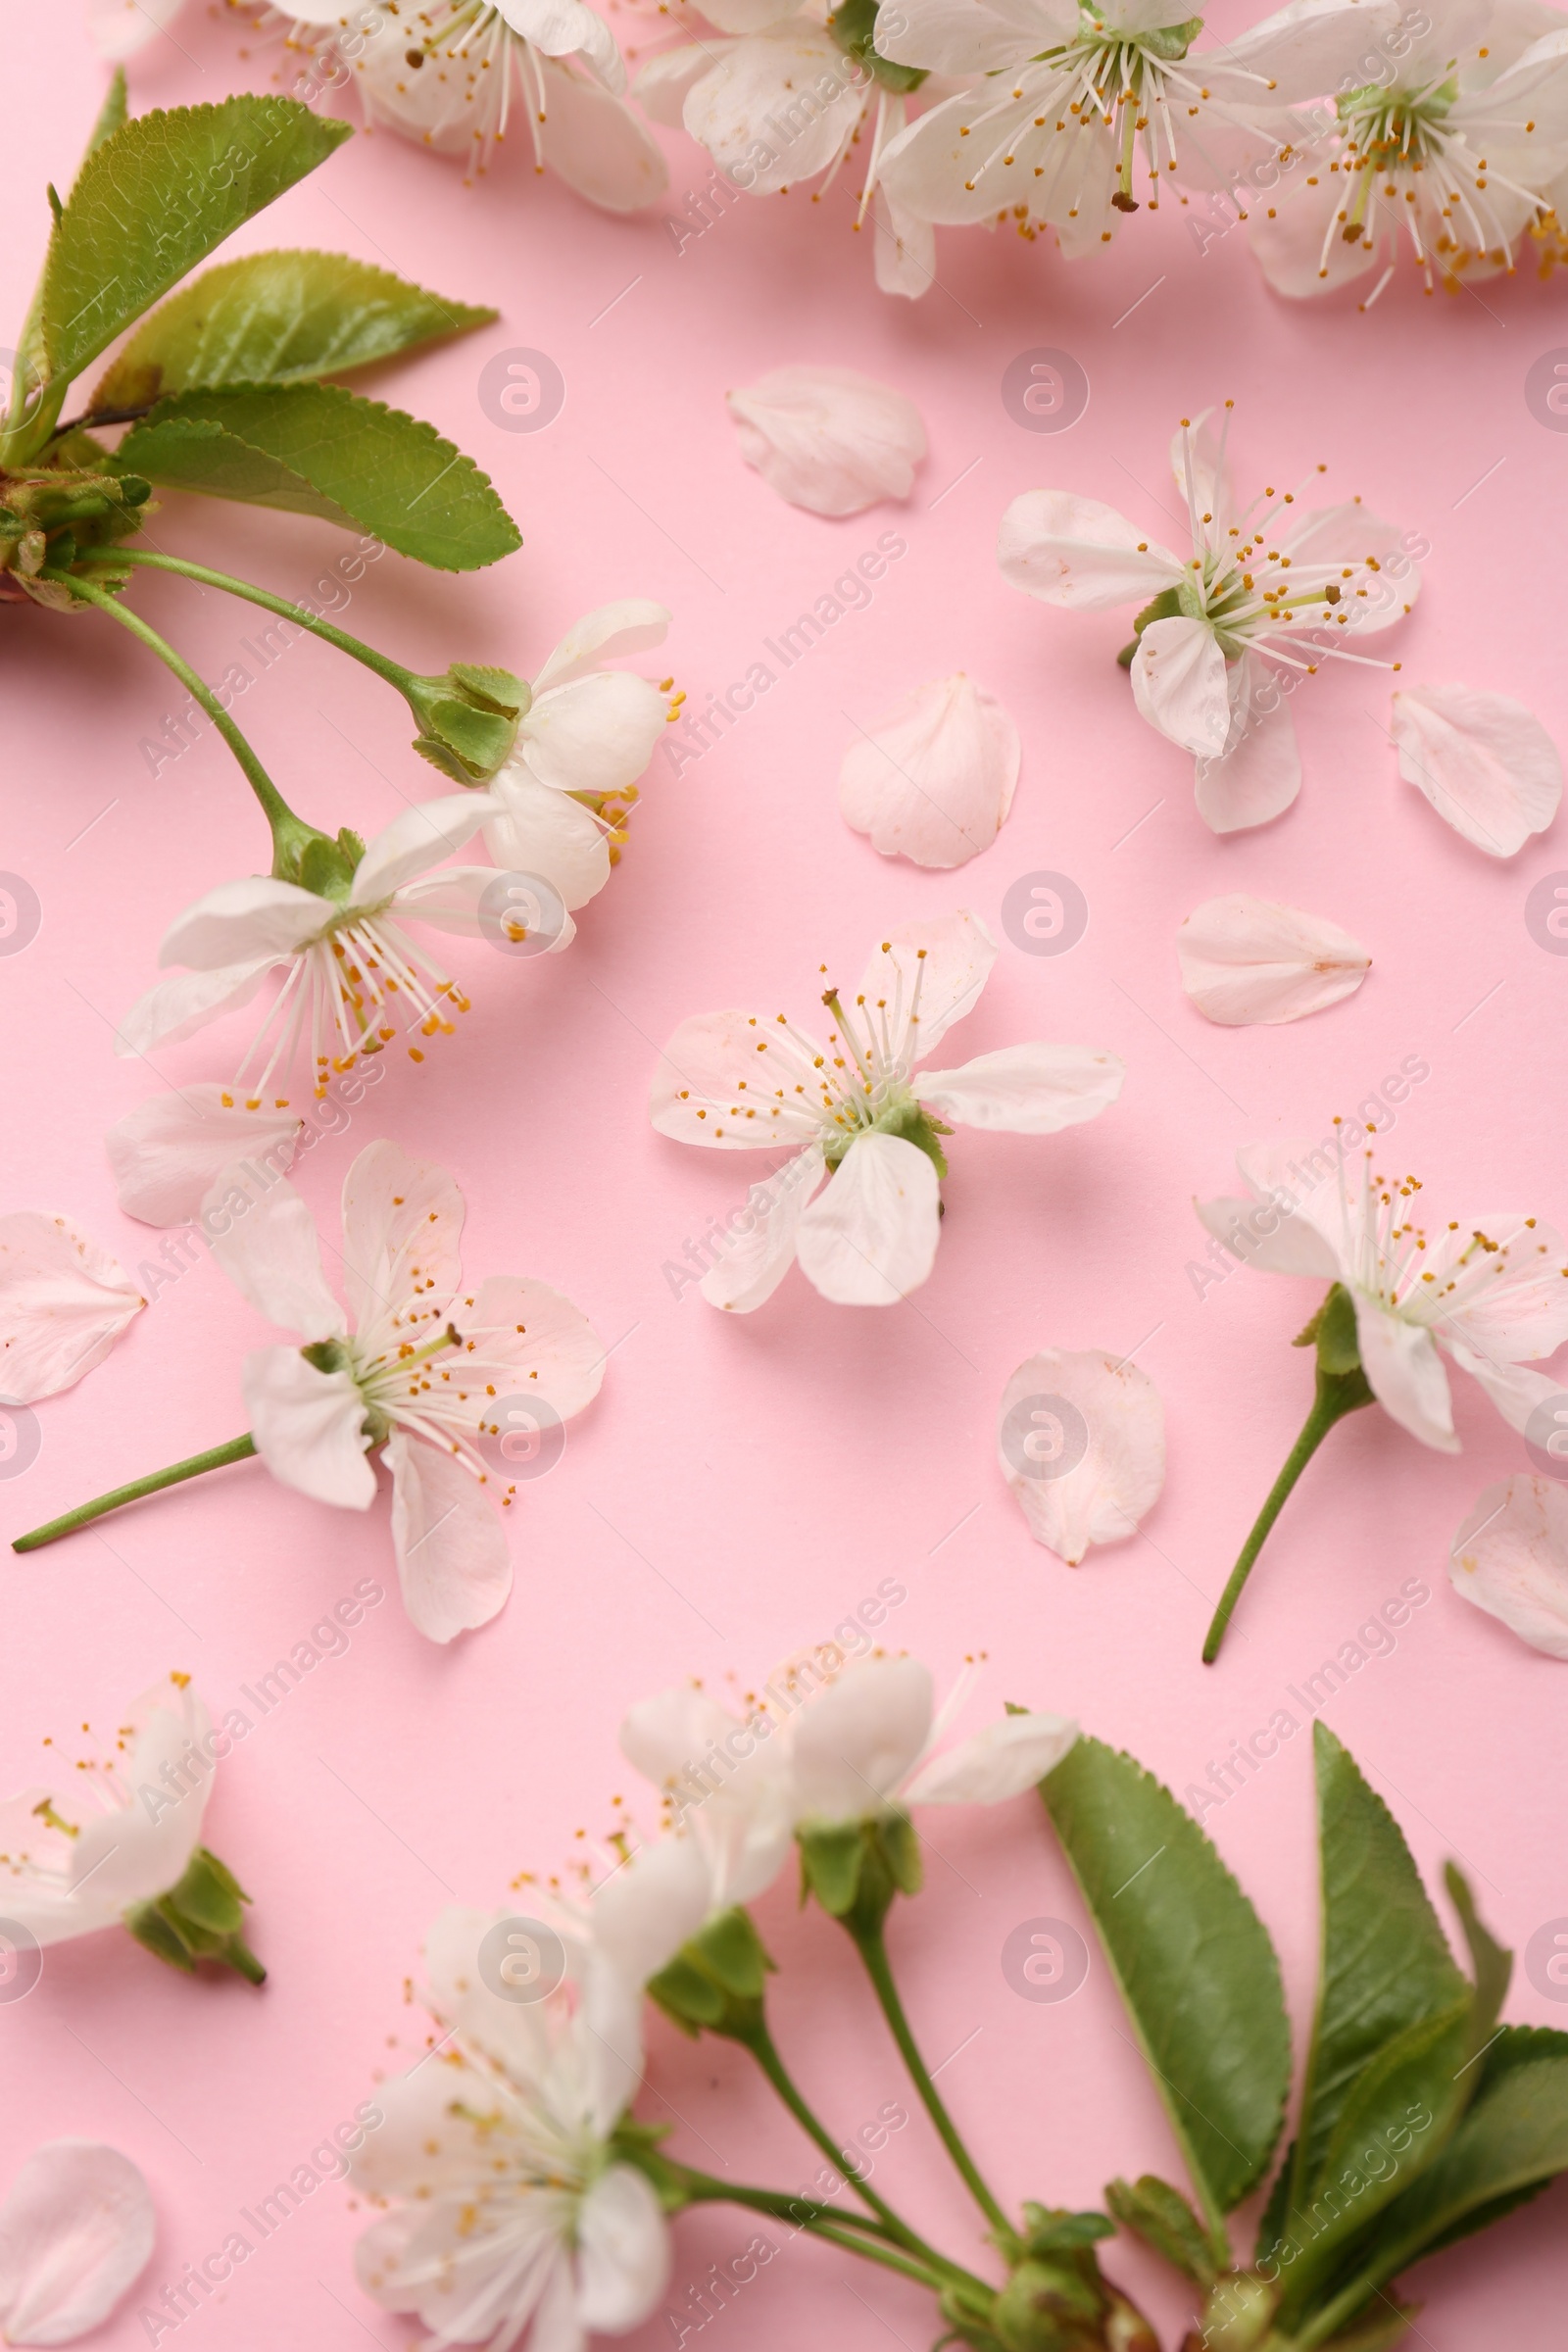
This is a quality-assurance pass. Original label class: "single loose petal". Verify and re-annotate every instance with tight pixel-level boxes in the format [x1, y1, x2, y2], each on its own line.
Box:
[106, 1089, 301, 1229]
[1391, 684, 1562, 858]
[1131, 615, 1230, 758]
[998, 1348, 1166, 1565]
[905, 1710, 1078, 1803]
[795, 1132, 941, 1305]
[1450, 1475, 1568, 1658]
[726, 367, 926, 517]
[0, 2141, 155, 2347]
[386, 1432, 512, 1643]
[0, 1215, 143, 1405]
[917, 1044, 1123, 1133]
[1178, 895, 1371, 1026]
[997, 492, 1184, 612]
[839, 674, 1019, 868]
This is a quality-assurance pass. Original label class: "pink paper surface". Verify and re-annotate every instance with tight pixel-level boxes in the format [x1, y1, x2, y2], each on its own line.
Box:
[2, 7, 1566, 2346]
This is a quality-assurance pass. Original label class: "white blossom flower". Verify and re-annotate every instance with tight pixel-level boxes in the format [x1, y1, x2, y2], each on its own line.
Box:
[784, 1652, 1077, 1824]
[206, 1139, 605, 1641]
[294, 0, 668, 207]
[484, 602, 674, 912]
[116, 792, 536, 1112]
[637, 5, 937, 295]
[1198, 1135, 1568, 1451]
[998, 1347, 1165, 1563]
[0, 1676, 220, 1951]
[1451, 1473, 1568, 1657]
[1389, 682, 1562, 857]
[839, 673, 1020, 866]
[726, 366, 927, 514]
[1177, 893, 1371, 1024]
[1248, 0, 1568, 301]
[0, 2142, 155, 2348]
[353, 1905, 667, 2350]
[875, 0, 1382, 256]
[649, 910, 1123, 1310]
[999, 408, 1418, 832]
[0, 1215, 143, 1404]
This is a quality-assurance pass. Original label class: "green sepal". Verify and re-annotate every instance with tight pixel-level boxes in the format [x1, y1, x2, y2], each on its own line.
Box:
[295, 827, 364, 902]
[1293, 1283, 1363, 1378]
[829, 0, 929, 91]
[123, 1844, 265, 1984]
[1190, 2272, 1277, 2351]
[1018, 2205, 1115, 2257]
[824, 1099, 952, 1178]
[301, 1338, 350, 1376]
[402, 664, 527, 780]
[447, 662, 530, 714]
[645, 1906, 776, 2041]
[1115, 585, 1184, 666]
[412, 736, 480, 786]
[798, 1811, 922, 1929]
[1104, 2174, 1217, 2288]
[1139, 16, 1202, 56]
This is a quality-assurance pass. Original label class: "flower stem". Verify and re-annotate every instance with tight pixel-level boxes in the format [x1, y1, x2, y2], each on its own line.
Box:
[851, 1920, 1011, 2237]
[75, 547, 416, 694]
[12, 1436, 257, 1553]
[1201, 1362, 1374, 1663]
[668, 2163, 985, 2298]
[38, 569, 316, 863]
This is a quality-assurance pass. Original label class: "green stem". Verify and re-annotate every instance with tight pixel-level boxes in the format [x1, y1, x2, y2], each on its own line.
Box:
[76, 547, 416, 695]
[1202, 1365, 1374, 1663]
[13, 1436, 257, 1552]
[669, 2164, 974, 2296]
[38, 569, 314, 860]
[852, 1921, 1011, 2237]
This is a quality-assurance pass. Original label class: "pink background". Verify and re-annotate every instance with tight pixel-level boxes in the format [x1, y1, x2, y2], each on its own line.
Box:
[3, 5, 1567, 2344]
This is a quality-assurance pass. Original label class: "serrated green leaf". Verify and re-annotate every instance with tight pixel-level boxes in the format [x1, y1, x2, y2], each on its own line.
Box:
[1105, 2174, 1218, 2286]
[39, 96, 352, 391]
[84, 71, 129, 166]
[1291, 1728, 1465, 2215]
[1445, 1864, 1512, 2053]
[1040, 1739, 1290, 2230]
[119, 381, 520, 570]
[93, 249, 496, 412]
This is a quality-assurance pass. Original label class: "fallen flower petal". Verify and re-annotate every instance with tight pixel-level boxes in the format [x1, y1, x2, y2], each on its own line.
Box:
[0, 2141, 155, 2347]
[1451, 1475, 1568, 1658]
[1178, 894, 1371, 1026]
[726, 366, 926, 516]
[1391, 683, 1562, 858]
[839, 674, 1020, 867]
[999, 1348, 1166, 1565]
[0, 1214, 143, 1404]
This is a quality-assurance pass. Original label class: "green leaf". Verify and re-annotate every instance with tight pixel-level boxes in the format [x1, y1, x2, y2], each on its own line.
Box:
[1105, 2174, 1218, 2287]
[1445, 1863, 1512, 2053]
[85, 71, 128, 165]
[119, 382, 520, 570]
[39, 95, 352, 390]
[1040, 1739, 1290, 2230]
[93, 249, 496, 412]
[1290, 1728, 1466, 2213]
[1331, 2035, 1568, 2303]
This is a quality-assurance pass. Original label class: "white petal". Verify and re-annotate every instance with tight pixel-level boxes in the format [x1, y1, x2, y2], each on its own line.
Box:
[533, 601, 670, 692]
[1194, 1191, 1342, 1280]
[1193, 654, 1302, 835]
[1451, 1475, 1568, 1658]
[634, 43, 732, 124]
[839, 674, 1019, 867]
[790, 1655, 933, 1823]
[727, 366, 926, 517]
[905, 1711, 1078, 1803]
[795, 1132, 941, 1306]
[484, 777, 612, 913]
[242, 1346, 376, 1509]
[67, 1683, 215, 1916]
[700, 1148, 826, 1313]
[1178, 895, 1371, 1026]
[0, 2142, 154, 2347]
[1391, 684, 1562, 858]
[1352, 1300, 1458, 1452]
[590, 1836, 711, 1996]
[0, 1216, 142, 1405]
[686, 25, 861, 192]
[858, 909, 997, 1057]
[997, 491, 1183, 612]
[87, 0, 187, 58]
[1446, 1343, 1564, 1438]
[1246, 176, 1377, 299]
[1282, 505, 1418, 631]
[463, 1275, 606, 1420]
[917, 1043, 1123, 1133]
[515, 671, 667, 801]
[576, 2166, 669, 2332]
[115, 955, 284, 1058]
[1131, 616, 1230, 758]
[391, 863, 569, 943]
[871, 167, 937, 301]
[875, 0, 1066, 73]
[106, 1089, 301, 1228]
[650, 1012, 828, 1151]
[351, 795, 500, 907]
[998, 1348, 1166, 1564]
[539, 58, 670, 211]
[386, 1432, 511, 1642]
[1220, 0, 1404, 102]
[203, 1168, 345, 1340]
[159, 876, 330, 971]
[617, 1694, 794, 1903]
[496, 0, 617, 67]
[340, 1140, 465, 1344]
